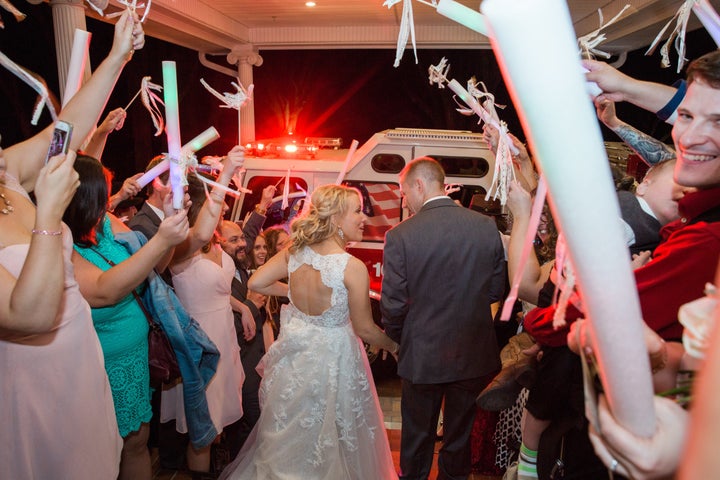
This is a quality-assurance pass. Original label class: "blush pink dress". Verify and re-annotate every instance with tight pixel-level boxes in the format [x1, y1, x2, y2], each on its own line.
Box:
[161, 248, 245, 434]
[0, 174, 122, 479]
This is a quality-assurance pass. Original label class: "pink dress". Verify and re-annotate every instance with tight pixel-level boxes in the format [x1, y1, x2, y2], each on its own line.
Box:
[0, 174, 122, 479]
[161, 248, 245, 434]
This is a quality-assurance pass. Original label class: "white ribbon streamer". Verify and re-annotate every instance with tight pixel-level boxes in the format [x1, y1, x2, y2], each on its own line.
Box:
[200, 78, 253, 110]
[646, 0, 693, 72]
[0, 50, 57, 125]
[138, 76, 164, 136]
[384, 0, 418, 67]
[577, 5, 631, 60]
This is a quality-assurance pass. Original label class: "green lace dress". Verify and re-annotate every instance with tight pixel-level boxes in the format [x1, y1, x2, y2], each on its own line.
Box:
[75, 216, 152, 437]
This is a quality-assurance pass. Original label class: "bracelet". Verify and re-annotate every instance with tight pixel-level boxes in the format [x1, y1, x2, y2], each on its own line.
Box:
[255, 205, 267, 215]
[32, 228, 62, 236]
[210, 191, 225, 202]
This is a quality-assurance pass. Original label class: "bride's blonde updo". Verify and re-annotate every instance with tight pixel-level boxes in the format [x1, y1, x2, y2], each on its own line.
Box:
[290, 184, 360, 252]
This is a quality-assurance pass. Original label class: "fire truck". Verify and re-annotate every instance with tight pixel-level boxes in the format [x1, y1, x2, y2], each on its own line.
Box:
[232, 128, 497, 367]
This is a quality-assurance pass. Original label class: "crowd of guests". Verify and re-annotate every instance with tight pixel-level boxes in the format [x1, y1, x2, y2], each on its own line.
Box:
[2, 8, 720, 480]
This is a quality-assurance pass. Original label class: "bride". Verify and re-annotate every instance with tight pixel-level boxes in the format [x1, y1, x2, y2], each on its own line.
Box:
[220, 184, 399, 479]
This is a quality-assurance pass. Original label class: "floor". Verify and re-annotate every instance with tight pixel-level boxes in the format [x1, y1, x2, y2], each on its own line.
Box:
[152, 374, 502, 480]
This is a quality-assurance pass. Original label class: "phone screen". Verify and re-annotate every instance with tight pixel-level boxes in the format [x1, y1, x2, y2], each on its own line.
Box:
[46, 121, 73, 164]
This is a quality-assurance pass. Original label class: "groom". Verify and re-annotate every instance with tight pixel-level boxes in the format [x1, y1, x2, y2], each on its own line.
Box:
[381, 157, 506, 480]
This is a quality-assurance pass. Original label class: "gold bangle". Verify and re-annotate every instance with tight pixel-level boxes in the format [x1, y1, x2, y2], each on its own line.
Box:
[255, 205, 267, 215]
[32, 228, 62, 236]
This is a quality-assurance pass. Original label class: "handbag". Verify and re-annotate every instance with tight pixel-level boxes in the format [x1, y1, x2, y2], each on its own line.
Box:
[90, 248, 181, 386]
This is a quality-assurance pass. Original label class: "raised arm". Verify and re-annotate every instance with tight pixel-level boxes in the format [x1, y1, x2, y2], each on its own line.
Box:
[172, 147, 245, 263]
[345, 257, 398, 353]
[583, 59, 677, 113]
[5, 10, 144, 192]
[247, 248, 290, 298]
[0, 152, 79, 334]
[595, 98, 675, 166]
[72, 208, 189, 307]
[506, 181, 553, 304]
[84, 107, 127, 161]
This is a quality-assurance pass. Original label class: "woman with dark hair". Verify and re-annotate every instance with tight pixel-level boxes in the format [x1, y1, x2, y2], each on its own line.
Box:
[63, 154, 189, 480]
[161, 149, 255, 475]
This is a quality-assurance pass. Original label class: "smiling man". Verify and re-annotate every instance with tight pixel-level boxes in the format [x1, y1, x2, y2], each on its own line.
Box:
[531, 53, 720, 342]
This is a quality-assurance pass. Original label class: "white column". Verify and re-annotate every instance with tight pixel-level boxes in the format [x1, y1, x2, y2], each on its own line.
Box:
[227, 45, 263, 144]
[50, 0, 91, 101]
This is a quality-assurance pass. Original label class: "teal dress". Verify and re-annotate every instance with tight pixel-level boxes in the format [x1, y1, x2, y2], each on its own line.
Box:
[75, 216, 152, 437]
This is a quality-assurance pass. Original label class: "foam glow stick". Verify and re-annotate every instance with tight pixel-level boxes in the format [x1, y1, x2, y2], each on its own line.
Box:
[335, 139, 359, 184]
[136, 126, 220, 188]
[162, 61, 184, 209]
[694, 0, 720, 47]
[446, 79, 519, 155]
[62, 29, 91, 108]
[483, 0, 656, 438]
[436, 0, 487, 35]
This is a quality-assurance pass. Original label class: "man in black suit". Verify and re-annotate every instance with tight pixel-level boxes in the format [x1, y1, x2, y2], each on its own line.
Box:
[381, 157, 506, 480]
[128, 155, 169, 240]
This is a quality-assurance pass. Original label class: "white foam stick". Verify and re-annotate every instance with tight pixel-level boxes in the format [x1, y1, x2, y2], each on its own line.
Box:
[693, 0, 720, 47]
[436, 0, 488, 35]
[62, 29, 91, 108]
[335, 139, 359, 184]
[483, 0, 656, 438]
[136, 127, 220, 188]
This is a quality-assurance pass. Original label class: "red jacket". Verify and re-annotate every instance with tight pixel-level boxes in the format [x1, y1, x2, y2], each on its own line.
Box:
[525, 187, 720, 345]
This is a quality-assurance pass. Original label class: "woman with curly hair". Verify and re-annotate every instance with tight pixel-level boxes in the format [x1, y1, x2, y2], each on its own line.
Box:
[220, 184, 399, 480]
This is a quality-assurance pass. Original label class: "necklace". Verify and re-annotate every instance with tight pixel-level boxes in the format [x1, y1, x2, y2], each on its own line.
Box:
[0, 189, 13, 215]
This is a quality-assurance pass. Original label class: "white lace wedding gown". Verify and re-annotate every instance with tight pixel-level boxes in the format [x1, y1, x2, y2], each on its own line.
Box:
[220, 246, 398, 479]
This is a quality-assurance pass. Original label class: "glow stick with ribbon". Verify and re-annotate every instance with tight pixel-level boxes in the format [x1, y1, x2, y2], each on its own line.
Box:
[136, 127, 220, 188]
[693, 0, 720, 47]
[484, 0, 656, 438]
[335, 139, 359, 184]
[162, 61, 184, 209]
[384, 0, 417, 67]
[576, 5, 631, 60]
[62, 29, 91, 108]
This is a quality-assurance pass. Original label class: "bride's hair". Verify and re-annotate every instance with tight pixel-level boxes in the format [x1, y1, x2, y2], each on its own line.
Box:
[290, 184, 359, 252]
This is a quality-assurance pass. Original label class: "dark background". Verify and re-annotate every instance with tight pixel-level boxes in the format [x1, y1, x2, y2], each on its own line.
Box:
[0, 3, 716, 184]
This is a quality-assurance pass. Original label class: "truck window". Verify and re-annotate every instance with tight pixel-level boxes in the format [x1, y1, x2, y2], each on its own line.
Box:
[241, 176, 309, 229]
[431, 155, 490, 178]
[370, 154, 405, 174]
[343, 181, 402, 243]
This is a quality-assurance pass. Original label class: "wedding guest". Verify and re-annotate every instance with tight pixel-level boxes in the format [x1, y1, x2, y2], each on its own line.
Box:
[0, 10, 144, 478]
[64, 154, 189, 479]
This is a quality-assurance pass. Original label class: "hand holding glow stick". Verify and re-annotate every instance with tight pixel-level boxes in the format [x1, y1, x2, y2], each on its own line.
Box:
[136, 126, 220, 188]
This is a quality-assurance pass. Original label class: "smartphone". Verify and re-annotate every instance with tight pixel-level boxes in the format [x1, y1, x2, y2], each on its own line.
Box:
[46, 120, 73, 164]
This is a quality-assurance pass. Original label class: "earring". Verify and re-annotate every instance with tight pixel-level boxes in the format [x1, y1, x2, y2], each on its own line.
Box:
[337, 226, 345, 240]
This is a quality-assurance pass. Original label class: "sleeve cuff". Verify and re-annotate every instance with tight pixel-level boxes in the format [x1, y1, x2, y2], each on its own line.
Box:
[656, 79, 686, 124]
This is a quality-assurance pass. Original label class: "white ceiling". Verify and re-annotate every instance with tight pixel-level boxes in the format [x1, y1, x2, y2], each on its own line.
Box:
[90, 0, 717, 55]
